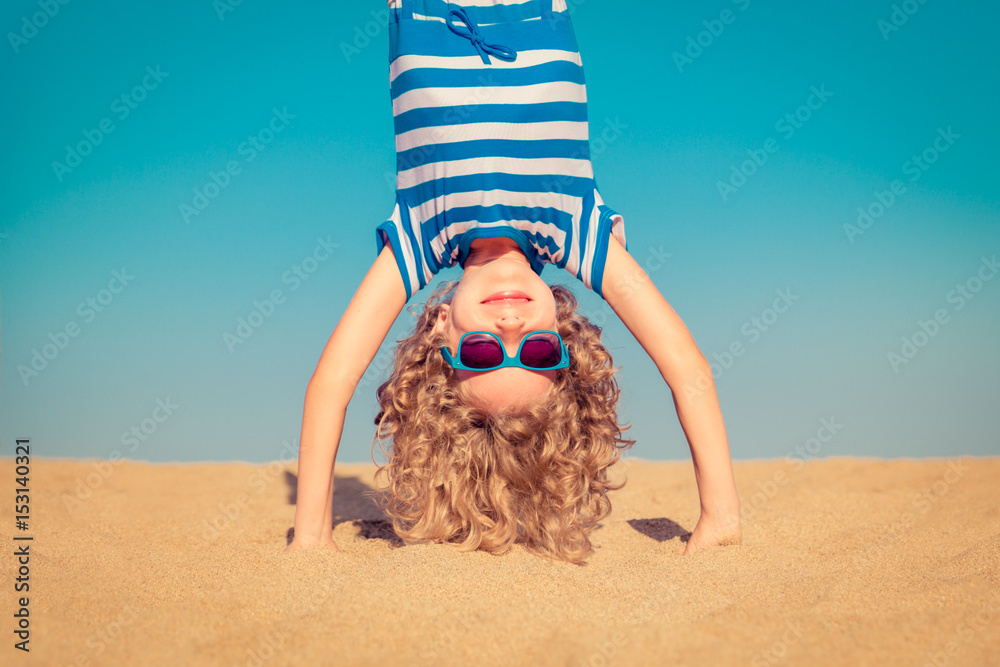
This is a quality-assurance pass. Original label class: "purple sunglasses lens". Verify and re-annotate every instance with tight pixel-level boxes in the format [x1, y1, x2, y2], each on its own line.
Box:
[459, 333, 560, 369]
[460, 335, 504, 369]
[520, 334, 561, 367]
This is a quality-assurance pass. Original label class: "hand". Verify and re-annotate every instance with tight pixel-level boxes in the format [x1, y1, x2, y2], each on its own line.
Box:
[284, 533, 342, 553]
[682, 513, 741, 555]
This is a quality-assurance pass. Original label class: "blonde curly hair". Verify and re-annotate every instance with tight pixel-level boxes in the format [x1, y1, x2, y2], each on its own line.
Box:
[367, 279, 635, 565]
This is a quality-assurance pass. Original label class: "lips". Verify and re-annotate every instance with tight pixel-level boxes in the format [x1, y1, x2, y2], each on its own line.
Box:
[481, 290, 532, 304]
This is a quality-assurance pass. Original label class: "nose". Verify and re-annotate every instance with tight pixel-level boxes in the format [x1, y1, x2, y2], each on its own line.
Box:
[493, 314, 526, 357]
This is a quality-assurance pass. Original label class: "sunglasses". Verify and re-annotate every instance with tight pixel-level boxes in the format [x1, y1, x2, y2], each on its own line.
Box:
[440, 330, 570, 372]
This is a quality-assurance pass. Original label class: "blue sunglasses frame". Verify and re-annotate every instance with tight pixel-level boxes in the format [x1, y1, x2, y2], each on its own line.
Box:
[440, 330, 570, 372]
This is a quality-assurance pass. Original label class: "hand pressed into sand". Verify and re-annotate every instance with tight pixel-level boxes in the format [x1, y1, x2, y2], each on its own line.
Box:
[284, 533, 342, 553]
[683, 509, 742, 555]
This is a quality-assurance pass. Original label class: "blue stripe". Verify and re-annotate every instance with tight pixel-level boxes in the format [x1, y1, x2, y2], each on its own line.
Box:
[397, 138, 589, 171]
[455, 227, 547, 274]
[576, 189, 595, 285]
[428, 203, 575, 228]
[395, 101, 587, 134]
[398, 172, 597, 203]
[391, 60, 585, 100]
[375, 216, 414, 300]
[399, 172, 596, 204]
[390, 16, 580, 59]
[405, 0, 548, 24]
[591, 205, 621, 299]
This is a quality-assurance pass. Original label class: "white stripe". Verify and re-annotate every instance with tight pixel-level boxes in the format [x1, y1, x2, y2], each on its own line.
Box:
[394, 81, 585, 115]
[397, 155, 592, 189]
[413, 11, 537, 26]
[581, 195, 602, 289]
[404, 200, 434, 288]
[411, 188, 580, 236]
[384, 202, 421, 294]
[392, 0, 567, 11]
[412, 12, 542, 26]
[609, 213, 625, 252]
[412, 12, 446, 23]
[390, 50, 582, 83]
[566, 194, 581, 278]
[448, 0, 536, 7]
[396, 120, 587, 151]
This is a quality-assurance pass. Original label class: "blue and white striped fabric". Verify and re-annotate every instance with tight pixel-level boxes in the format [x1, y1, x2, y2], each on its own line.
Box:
[376, 0, 627, 302]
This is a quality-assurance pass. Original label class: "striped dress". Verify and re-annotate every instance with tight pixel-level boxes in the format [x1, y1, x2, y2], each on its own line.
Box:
[376, 0, 627, 302]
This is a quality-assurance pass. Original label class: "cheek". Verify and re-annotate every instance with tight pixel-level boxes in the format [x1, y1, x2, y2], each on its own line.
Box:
[447, 298, 478, 336]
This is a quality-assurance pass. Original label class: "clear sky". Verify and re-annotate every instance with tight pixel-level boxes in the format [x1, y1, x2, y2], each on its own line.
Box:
[1, 0, 998, 465]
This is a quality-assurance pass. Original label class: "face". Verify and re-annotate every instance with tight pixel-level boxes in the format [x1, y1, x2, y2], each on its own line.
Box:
[431, 239, 559, 415]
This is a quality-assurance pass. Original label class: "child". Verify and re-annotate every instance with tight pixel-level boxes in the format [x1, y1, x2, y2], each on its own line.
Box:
[285, 0, 741, 562]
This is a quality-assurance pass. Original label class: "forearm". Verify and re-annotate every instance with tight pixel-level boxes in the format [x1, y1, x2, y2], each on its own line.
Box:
[667, 362, 740, 521]
[292, 381, 351, 542]
[599, 233, 739, 529]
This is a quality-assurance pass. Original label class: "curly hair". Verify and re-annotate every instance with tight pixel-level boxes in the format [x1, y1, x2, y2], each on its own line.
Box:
[367, 279, 635, 565]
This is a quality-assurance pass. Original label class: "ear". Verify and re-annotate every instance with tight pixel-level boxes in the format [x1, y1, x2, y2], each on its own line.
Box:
[431, 303, 450, 336]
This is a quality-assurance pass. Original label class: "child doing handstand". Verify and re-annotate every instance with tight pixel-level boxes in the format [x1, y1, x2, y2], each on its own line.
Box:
[285, 0, 741, 563]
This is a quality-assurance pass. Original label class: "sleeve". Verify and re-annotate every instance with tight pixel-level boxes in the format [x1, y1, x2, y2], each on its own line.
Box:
[375, 199, 416, 302]
[590, 204, 627, 300]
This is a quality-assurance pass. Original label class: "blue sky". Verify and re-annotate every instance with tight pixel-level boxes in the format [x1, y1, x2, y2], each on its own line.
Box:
[1, 0, 998, 465]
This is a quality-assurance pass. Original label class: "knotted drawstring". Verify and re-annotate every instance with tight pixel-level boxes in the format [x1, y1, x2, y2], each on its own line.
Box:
[446, 7, 517, 65]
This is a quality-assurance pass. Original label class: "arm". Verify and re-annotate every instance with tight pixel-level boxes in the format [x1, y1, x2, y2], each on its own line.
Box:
[601, 233, 741, 554]
[286, 242, 408, 551]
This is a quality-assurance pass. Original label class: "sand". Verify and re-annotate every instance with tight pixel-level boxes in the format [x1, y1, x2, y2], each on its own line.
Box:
[2, 455, 998, 667]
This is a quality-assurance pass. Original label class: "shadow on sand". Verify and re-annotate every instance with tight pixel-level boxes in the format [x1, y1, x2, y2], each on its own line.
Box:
[284, 472, 692, 549]
[626, 517, 691, 544]
[284, 471, 403, 546]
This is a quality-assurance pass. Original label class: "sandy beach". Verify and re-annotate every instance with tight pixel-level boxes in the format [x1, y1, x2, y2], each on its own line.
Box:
[2, 455, 998, 666]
